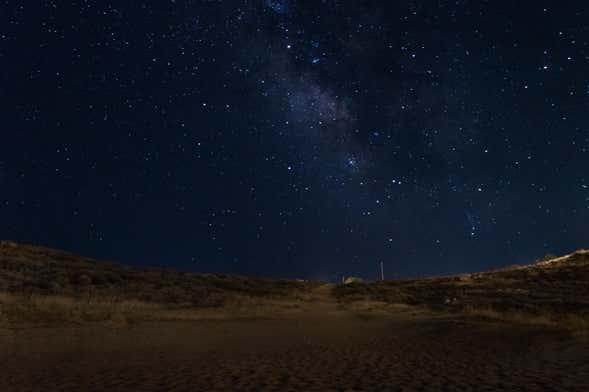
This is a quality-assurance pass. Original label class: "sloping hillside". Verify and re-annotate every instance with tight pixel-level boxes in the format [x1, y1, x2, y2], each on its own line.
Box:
[2, 241, 588, 327]
[0, 241, 319, 307]
[334, 250, 589, 317]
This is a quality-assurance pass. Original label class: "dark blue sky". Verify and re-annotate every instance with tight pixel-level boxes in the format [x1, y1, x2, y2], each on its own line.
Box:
[1, 1, 588, 280]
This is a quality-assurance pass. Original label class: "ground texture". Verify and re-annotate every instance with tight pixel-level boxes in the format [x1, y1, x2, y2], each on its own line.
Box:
[2, 314, 588, 392]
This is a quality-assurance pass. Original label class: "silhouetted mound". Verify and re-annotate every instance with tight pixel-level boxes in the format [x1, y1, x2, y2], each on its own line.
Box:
[334, 250, 589, 323]
[0, 241, 319, 307]
[2, 242, 589, 329]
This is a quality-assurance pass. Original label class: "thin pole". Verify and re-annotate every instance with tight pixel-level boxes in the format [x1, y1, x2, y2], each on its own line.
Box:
[380, 261, 384, 280]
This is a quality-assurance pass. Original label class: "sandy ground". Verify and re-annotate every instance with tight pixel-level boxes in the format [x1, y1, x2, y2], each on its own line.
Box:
[1, 304, 589, 392]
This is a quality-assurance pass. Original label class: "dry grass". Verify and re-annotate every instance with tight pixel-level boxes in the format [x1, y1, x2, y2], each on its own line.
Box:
[0, 241, 322, 317]
[0, 292, 166, 326]
[0, 291, 316, 326]
[3, 241, 589, 331]
[0, 241, 327, 327]
[334, 250, 589, 331]
[461, 304, 589, 331]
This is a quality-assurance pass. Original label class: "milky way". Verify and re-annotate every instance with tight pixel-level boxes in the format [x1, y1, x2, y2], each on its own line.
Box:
[1, 1, 588, 280]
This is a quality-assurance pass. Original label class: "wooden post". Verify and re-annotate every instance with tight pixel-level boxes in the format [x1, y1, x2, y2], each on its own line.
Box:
[380, 261, 384, 281]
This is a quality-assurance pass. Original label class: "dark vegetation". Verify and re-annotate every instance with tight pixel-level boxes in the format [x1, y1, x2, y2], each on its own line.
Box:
[334, 250, 589, 325]
[0, 241, 320, 308]
[2, 241, 588, 329]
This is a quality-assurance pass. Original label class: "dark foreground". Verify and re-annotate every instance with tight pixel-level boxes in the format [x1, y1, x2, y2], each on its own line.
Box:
[1, 314, 588, 392]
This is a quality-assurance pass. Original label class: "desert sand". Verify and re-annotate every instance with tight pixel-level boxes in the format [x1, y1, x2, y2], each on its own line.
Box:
[2, 300, 588, 391]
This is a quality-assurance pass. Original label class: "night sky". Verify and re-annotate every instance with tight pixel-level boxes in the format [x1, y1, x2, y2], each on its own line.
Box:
[1, 1, 588, 280]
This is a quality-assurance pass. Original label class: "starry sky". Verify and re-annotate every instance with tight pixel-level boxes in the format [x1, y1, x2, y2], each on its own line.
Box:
[1, 1, 588, 280]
